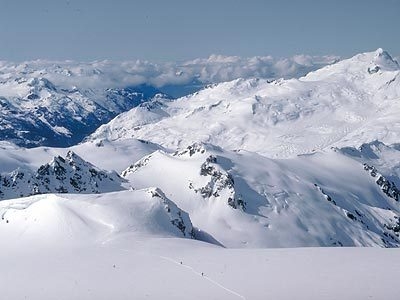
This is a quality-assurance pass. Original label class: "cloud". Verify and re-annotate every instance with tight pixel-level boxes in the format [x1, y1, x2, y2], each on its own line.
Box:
[0, 54, 339, 91]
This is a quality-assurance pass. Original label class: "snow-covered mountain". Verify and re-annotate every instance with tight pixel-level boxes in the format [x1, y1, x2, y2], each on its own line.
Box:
[2, 137, 400, 248]
[0, 151, 126, 200]
[0, 54, 337, 148]
[0, 189, 194, 243]
[1, 49, 400, 251]
[121, 142, 400, 248]
[2, 49, 400, 299]
[0, 55, 336, 149]
[90, 49, 400, 158]
[0, 67, 169, 147]
[0, 138, 163, 174]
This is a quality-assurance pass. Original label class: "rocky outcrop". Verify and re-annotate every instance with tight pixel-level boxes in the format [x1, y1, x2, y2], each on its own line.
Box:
[0, 151, 126, 200]
[198, 155, 245, 210]
[364, 164, 400, 201]
[148, 188, 194, 238]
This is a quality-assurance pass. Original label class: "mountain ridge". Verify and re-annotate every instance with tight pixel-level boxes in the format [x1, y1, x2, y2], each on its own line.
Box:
[0, 53, 339, 148]
[2, 49, 400, 249]
[89, 49, 400, 158]
[0, 151, 126, 200]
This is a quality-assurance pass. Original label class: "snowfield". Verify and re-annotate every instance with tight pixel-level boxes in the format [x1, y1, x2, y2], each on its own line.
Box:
[1, 49, 400, 299]
[1, 192, 399, 300]
[1, 243, 400, 300]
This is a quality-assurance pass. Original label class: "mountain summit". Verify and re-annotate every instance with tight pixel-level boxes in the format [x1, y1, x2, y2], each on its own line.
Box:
[0, 151, 126, 200]
[89, 49, 400, 158]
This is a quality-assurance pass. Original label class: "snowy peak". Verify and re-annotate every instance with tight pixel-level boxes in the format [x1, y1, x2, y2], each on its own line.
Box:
[89, 49, 400, 158]
[0, 152, 126, 200]
[372, 48, 400, 72]
[0, 54, 337, 147]
[89, 97, 171, 142]
[303, 48, 399, 82]
[119, 140, 400, 248]
[122, 143, 244, 211]
[34, 151, 126, 194]
[25, 77, 57, 99]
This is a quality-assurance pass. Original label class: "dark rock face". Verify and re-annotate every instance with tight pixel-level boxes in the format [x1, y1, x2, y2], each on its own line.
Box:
[175, 144, 246, 210]
[0, 151, 126, 200]
[124, 143, 246, 211]
[368, 65, 380, 74]
[121, 154, 153, 177]
[193, 154, 245, 210]
[314, 183, 336, 205]
[173, 143, 207, 157]
[385, 216, 400, 237]
[313, 180, 400, 247]
[149, 188, 194, 238]
[364, 164, 400, 201]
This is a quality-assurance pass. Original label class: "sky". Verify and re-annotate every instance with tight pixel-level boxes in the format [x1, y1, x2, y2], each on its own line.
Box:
[0, 0, 399, 61]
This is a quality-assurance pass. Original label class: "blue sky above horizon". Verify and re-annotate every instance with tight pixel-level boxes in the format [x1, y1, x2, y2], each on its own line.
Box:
[1, 0, 399, 62]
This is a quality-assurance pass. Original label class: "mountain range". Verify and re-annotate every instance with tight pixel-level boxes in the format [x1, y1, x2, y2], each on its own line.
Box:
[0, 54, 337, 147]
[1, 49, 400, 249]
[2, 49, 400, 299]
[90, 49, 400, 158]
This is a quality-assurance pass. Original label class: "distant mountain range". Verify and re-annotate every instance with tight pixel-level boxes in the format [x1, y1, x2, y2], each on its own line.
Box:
[89, 49, 400, 158]
[1, 49, 400, 249]
[0, 75, 169, 147]
[0, 54, 337, 147]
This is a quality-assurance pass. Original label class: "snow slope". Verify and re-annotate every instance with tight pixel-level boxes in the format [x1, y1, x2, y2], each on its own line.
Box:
[3, 139, 400, 248]
[0, 191, 399, 299]
[90, 49, 400, 158]
[122, 142, 400, 248]
[0, 190, 193, 244]
[1, 232, 399, 300]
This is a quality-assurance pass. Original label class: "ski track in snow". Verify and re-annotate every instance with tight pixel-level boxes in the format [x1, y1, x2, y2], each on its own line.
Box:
[158, 255, 247, 300]
[111, 245, 247, 300]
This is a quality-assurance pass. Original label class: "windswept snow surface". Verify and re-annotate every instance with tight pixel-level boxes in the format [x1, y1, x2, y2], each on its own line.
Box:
[0, 192, 399, 300]
[90, 49, 400, 158]
[0, 235, 399, 299]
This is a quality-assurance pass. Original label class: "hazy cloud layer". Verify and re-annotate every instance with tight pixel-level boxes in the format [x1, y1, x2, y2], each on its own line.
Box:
[0, 54, 340, 90]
